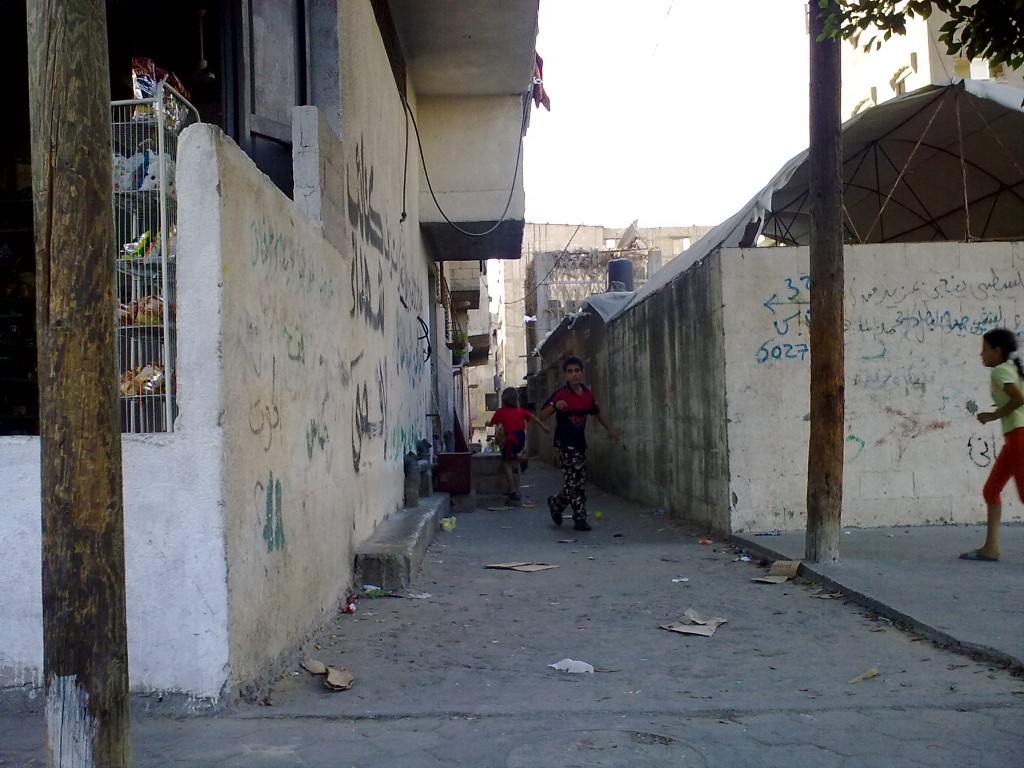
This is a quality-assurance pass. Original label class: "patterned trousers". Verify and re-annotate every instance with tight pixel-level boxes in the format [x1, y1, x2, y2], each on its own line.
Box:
[552, 445, 588, 520]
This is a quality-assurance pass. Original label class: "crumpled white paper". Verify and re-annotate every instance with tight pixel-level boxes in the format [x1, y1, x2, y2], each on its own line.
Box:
[548, 658, 594, 673]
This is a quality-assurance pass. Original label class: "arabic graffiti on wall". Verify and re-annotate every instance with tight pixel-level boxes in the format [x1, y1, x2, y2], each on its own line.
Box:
[755, 269, 1024, 367]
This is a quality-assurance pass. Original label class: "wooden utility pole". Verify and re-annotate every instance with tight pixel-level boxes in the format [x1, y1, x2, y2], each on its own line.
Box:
[27, 0, 131, 764]
[806, 0, 844, 564]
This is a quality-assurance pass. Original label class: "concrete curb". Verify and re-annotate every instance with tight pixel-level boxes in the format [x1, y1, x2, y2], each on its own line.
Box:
[355, 493, 449, 590]
[732, 534, 1024, 671]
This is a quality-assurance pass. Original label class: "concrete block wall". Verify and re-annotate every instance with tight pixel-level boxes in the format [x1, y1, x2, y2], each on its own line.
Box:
[534, 253, 731, 531]
[447, 260, 483, 295]
[601, 255, 730, 530]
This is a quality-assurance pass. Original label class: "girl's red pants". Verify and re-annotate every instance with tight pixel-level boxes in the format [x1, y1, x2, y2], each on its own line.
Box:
[983, 427, 1024, 504]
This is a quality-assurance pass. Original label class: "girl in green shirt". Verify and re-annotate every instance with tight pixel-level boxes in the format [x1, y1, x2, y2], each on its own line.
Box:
[963, 328, 1024, 561]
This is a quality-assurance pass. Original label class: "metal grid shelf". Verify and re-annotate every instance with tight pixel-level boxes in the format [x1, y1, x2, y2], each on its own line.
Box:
[111, 83, 197, 433]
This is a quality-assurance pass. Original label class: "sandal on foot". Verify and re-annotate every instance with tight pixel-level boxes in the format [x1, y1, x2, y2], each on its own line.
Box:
[959, 550, 999, 562]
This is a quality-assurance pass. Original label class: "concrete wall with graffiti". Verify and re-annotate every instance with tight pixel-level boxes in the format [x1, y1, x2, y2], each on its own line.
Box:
[0, 3, 445, 701]
[175, 2, 434, 687]
[183, 117, 433, 686]
[723, 241, 1024, 532]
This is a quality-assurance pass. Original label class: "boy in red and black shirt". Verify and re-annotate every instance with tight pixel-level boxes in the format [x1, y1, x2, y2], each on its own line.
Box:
[539, 356, 619, 531]
[490, 387, 549, 504]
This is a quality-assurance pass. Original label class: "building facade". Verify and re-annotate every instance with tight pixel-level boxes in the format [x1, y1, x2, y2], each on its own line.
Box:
[841, 7, 1024, 118]
[0, 0, 539, 702]
[509, 222, 712, 395]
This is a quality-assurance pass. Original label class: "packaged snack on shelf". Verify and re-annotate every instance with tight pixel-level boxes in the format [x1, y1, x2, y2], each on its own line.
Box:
[112, 152, 143, 192]
[131, 57, 191, 132]
[119, 367, 140, 396]
[134, 363, 165, 395]
[133, 295, 165, 326]
[165, 224, 177, 260]
[117, 301, 137, 326]
[138, 156, 176, 197]
[120, 231, 152, 260]
[141, 367, 166, 395]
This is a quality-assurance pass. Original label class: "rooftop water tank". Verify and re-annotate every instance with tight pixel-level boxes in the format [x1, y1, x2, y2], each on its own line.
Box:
[607, 258, 634, 292]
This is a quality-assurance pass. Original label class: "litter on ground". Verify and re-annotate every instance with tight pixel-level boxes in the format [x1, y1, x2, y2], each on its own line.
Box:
[485, 561, 558, 572]
[549, 658, 594, 673]
[848, 667, 881, 684]
[324, 666, 355, 690]
[659, 608, 728, 637]
[301, 659, 355, 691]
[751, 560, 801, 584]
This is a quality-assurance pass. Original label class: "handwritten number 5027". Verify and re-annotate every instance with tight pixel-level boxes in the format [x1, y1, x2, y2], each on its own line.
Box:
[757, 341, 809, 363]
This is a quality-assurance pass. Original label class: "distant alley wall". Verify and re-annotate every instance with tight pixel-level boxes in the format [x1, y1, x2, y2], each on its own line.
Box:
[535, 254, 731, 532]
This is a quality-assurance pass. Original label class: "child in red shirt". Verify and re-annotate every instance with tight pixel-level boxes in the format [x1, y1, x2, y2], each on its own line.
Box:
[490, 387, 548, 504]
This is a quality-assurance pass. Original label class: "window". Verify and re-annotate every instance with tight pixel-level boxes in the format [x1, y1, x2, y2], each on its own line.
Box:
[241, 0, 308, 195]
[890, 65, 912, 94]
[970, 59, 991, 80]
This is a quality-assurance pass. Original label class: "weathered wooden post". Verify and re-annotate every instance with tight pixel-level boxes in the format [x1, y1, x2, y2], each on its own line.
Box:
[806, 0, 844, 564]
[26, 0, 131, 763]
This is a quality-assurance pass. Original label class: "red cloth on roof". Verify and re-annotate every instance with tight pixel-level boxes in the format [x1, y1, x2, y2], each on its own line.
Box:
[533, 53, 551, 111]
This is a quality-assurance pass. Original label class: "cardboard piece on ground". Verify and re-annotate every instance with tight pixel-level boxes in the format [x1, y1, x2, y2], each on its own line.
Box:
[324, 666, 355, 690]
[751, 559, 801, 583]
[659, 608, 728, 637]
[485, 561, 558, 572]
[301, 658, 327, 675]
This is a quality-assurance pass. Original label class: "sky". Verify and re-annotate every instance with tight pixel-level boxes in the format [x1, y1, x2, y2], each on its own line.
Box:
[523, 0, 812, 229]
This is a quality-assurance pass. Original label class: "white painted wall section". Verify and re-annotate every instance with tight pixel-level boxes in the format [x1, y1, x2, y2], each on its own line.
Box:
[723, 241, 1024, 532]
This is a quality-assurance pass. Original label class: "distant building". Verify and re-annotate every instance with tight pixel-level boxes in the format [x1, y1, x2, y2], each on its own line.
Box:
[484, 221, 712, 422]
[841, 7, 1023, 118]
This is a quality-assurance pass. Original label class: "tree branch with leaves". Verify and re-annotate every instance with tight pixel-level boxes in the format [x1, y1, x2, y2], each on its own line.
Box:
[821, 1, 1023, 69]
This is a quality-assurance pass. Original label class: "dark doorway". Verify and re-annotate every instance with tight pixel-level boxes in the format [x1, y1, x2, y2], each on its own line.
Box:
[106, 0, 235, 133]
[0, 3, 36, 435]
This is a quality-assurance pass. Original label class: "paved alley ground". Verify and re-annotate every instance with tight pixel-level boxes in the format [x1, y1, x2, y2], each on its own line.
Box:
[1, 463, 1022, 766]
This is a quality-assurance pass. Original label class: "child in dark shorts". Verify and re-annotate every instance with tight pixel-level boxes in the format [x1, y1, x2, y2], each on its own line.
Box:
[489, 387, 548, 504]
